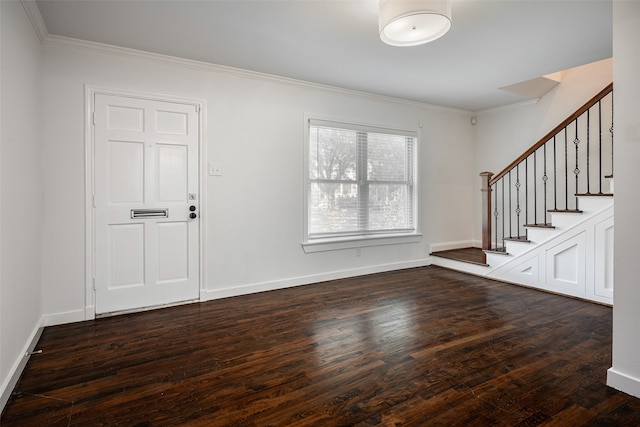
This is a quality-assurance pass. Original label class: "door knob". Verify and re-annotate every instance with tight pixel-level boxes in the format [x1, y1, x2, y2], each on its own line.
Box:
[189, 212, 197, 219]
[189, 205, 196, 211]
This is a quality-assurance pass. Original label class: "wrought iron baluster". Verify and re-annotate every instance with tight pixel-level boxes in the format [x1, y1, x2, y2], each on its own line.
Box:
[501, 177, 505, 246]
[574, 119, 580, 208]
[611, 91, 614, 177]
[565, 128, 569, 210]
[509, 171, 512, 238]
[533, 151, 537, 225]
[516, 164, 521, 238]
[553, 135, 557, 211]
[586, 109, 591, 194]
[494, 182, 498, 250]
[525, 157, 529, 227]
[543, 142, 548, 224]
[598, 99, 603, 194]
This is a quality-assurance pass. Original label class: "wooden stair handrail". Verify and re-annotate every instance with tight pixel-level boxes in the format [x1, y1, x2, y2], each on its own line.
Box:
[489, 83, 613, 186]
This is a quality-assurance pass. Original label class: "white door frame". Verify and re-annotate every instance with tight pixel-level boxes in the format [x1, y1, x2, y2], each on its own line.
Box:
[84, 85, 207, 319]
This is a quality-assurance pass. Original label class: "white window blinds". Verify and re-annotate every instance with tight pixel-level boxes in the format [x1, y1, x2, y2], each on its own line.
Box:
[307, 119, 417, 240]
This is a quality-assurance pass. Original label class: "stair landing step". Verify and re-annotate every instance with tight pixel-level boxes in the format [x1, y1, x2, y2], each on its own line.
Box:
[575, 193, 613, 197]
[431, 247, 488, 266]
[524, 223, 555, 228]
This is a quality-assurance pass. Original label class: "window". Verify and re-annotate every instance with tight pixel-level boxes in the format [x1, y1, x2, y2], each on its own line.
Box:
[305, 118, 418, 248]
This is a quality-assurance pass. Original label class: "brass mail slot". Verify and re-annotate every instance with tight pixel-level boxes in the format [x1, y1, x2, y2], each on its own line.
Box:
[131, 209, 168, 219]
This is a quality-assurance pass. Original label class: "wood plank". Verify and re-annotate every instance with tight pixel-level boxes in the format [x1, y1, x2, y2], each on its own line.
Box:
[431, 247, 487, 265]
[2, 266, 640, 425]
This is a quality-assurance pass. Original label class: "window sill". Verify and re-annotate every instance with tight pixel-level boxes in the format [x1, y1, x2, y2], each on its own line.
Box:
[302, 233, 423, 253]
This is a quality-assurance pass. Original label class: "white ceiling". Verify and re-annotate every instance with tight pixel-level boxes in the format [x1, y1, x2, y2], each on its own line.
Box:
[34, 0, 613, 111]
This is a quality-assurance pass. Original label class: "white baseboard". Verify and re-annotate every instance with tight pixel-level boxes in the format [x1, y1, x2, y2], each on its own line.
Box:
[201, 259, 430, 301]
[607, 367, 640, 399]
[429, 240, 481, 254]
[41, 308, 87, 327]
[0, 322, 43, 412]
[85, 305, 95, 320]
[2, 308, 90, 412]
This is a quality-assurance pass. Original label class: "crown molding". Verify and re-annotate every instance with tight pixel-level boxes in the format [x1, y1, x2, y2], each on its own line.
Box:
[40, 34, 468, 114]
[20, 0, 48, 43]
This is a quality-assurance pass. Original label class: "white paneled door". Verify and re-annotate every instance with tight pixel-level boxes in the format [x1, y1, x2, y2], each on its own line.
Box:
[94, 94, 200, 314]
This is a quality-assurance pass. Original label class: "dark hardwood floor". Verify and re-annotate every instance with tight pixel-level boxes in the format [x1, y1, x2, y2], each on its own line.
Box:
[3, 266, 639, 426]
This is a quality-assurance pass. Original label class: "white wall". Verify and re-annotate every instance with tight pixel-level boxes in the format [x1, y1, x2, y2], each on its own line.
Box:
[0, 0, 44, 408]
[39, 41, 476, 321]
[472, 59, 613, 242]
[608, 1, 640, 398]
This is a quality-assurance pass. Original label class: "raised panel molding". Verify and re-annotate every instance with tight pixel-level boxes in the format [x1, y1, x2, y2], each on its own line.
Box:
[546, 233, 586, 294]
[594, 217, 614, 299]
[501, 255, 540, 287]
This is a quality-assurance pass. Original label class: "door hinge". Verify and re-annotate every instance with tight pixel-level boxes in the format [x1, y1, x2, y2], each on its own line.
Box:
[92, 194, 96, 207]
[92, 111, 96, 125]
[92, 277, 96, 291]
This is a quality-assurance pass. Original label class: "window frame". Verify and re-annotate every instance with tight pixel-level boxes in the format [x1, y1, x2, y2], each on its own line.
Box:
[302, 115, 421, 253]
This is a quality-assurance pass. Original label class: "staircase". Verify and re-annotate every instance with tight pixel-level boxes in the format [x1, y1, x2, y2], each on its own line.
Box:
[433, 84, 614, 305]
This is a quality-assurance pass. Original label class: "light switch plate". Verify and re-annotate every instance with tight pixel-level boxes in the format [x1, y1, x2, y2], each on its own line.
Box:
[209, 163, 222, 176]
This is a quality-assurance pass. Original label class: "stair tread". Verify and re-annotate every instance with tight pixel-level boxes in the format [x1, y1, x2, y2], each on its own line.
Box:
[485, 248, 509, 256]
[524, 224, 555, 229]
[504, 236, 530, 242]
[575, 193, 613, 197]
[548, 209, 583, 213]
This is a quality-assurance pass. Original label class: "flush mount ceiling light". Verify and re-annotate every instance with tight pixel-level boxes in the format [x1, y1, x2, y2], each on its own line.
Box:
[379, 0, 452, 46]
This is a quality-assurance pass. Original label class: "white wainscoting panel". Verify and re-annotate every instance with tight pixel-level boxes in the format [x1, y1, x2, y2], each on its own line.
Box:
[500, 254, 541, 287]
[545, 232, 586, 295]
[594, 216, 614, 299]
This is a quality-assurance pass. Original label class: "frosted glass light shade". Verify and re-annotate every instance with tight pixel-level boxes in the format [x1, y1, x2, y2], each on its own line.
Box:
[379, 0, 452, 46]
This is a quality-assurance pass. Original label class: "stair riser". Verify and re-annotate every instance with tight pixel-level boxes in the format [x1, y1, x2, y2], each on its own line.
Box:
[504, 240, 531, 256]
[525, 228, 558, 243]
[576, 197, 613, 214]
[548, 213, 583, 230]
[485, 252, 509, 269]
[430, 256, 492, 276]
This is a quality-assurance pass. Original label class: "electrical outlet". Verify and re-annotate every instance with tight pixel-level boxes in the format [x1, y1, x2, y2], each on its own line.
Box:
[209, 163, 222, 176]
